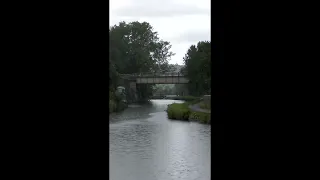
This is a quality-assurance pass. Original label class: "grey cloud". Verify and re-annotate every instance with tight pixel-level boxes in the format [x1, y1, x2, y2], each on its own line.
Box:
[114, 3, 209, 17]
[110, 16, 137, 26]
[168, 31, 211, 43]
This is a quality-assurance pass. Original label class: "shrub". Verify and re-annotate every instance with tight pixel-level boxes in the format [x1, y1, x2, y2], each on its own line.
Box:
[189, 111, 211, 124]
[167, 103, 190, 120]
[199, 102, 211, 110]
[166, 102, 211, 124]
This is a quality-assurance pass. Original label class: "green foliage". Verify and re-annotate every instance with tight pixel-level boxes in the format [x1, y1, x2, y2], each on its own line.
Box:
[199, 101, 211, 110]
[137, 84, 153, 100]
[189, 111, 211, 124]
[109, 21, 174, 74]
[109, 21, 175, 101]
[167, 103, 191, 120]
[166, 102, 211, 124]
[182, 41, 211, 96]
[174, 84, 188, 96]
[153, 84, 176, 95]
[109, 88, 128, 113]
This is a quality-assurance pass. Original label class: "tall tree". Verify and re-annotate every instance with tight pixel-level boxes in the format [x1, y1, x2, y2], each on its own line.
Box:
[109, 21, 175, 100]
[109, 21, 174, 74]
[182, 41, 211, 96]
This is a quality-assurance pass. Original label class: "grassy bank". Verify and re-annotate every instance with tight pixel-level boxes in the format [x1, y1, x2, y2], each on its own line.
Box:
[199, 101, 211, 110]
[166, 102, 210, 124]
[189, 111, 211, 124]
[165, 96, 200, 102]
[167, 103, 191, 120]
[150, 95, 201, 103]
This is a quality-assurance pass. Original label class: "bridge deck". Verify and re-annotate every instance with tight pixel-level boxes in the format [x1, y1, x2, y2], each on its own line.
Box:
[119, 72, 189, 84]
[120, 72, 185, 78]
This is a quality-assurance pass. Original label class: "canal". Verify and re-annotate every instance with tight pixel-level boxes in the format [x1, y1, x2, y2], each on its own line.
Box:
[110, 100, 211, 180]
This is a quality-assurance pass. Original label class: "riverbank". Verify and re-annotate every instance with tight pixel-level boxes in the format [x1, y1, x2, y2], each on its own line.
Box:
[110, 94, 202, 114]
[109, 99, 128, 113]
[189, 102, 211, 113]
[166, 101, 211, 124]
[151, 95, 200, 101]
[109, 89, 128, 113]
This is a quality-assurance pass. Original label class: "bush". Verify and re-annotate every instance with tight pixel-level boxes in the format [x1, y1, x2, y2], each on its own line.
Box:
[166, 102, 211, 124]
[167, 103, 191, 120]
[189, 111, 211, 124]
[109, 88, 128, 113]
[199, 102, 211, 110]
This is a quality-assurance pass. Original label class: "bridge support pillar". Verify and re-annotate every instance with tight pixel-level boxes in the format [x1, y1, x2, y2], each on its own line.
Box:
[129, 81, 138, 102]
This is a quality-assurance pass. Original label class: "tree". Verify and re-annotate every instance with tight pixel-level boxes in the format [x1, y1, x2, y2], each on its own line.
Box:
[182, 41, 211, 96]
[109, 21, 175, 100]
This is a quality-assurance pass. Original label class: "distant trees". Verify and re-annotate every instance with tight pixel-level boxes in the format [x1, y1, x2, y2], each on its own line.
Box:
[181, 41, 211, 96]
[153, 84, 176, 95]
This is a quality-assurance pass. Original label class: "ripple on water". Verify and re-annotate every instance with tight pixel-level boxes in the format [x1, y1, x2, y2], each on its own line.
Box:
[110, 100, 211, 180]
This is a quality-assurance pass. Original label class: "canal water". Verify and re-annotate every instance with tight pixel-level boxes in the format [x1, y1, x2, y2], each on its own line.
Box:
[110, 100, 211, 180]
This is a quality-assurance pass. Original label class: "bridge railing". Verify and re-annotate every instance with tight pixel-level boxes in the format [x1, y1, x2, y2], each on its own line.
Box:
[119, 72, 186, 77]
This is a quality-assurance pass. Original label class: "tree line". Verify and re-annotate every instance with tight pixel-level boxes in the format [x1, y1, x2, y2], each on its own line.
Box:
[109, 21, 211, 101]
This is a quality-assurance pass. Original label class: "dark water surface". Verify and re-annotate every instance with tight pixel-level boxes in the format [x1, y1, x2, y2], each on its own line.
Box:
[110, 100, 211, 180]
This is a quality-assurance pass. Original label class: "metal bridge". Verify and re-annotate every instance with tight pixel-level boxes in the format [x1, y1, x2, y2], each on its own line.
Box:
[119, 72, 189, 84]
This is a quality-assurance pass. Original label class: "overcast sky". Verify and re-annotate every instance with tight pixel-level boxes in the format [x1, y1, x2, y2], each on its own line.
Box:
[110, 0, 211, 65]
